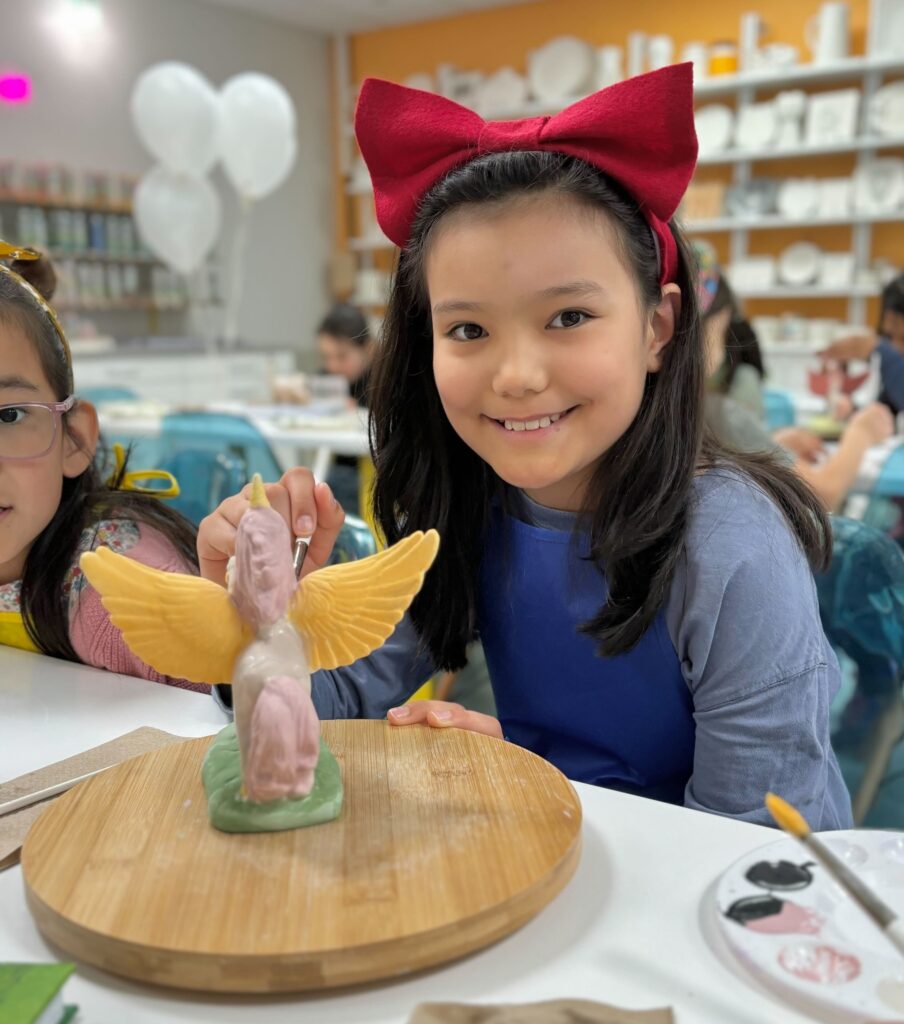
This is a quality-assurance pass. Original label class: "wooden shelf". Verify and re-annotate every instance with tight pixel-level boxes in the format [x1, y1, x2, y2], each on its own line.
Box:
[0, 193, 133, 214]
[697, 134, 904, 166]
[733, 284, 881, 299]
[685, 211, 904, 231]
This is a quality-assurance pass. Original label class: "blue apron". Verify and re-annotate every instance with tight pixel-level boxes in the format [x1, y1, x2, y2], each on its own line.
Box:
[478, 508, 696, 803]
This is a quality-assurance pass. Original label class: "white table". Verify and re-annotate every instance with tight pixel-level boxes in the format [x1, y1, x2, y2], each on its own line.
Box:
[97, 401, 370, 481]
[0, 648, 816, 1024]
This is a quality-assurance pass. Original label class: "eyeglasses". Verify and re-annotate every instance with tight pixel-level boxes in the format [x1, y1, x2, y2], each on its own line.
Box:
[0, 395, 76, 460]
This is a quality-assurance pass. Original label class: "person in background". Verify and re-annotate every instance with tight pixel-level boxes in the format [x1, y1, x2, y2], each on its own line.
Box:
[696, 241, 766, 422]
[819, 273, 904, 416]
[0, 242, 203, 690]
[200, 67, 851, 829]
[698, 251, 894, 510]
[317, 302, 373, 407]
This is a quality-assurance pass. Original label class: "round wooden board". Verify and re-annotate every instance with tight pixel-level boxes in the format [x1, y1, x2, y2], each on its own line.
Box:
[22, 720, 582, 993]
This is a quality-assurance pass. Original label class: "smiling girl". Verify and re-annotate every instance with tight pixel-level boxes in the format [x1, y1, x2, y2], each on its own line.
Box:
[200, 67, 852, 828]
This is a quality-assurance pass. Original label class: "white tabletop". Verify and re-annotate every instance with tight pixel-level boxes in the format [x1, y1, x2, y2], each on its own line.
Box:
[0, 647, 815, 1024]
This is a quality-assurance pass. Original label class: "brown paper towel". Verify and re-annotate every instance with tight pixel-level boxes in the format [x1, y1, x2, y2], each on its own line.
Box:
[409, 1002, 673, 1024]
[0, 727, 186, 870]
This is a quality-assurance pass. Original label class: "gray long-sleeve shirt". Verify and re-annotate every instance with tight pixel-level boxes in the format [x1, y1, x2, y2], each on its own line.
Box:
[311, 470, 852, 831]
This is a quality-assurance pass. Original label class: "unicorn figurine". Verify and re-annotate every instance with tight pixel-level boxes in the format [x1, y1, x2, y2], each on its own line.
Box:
[80, 476, 439, 830]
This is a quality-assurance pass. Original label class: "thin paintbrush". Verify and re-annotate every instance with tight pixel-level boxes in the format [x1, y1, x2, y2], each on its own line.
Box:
[765, 792, 904, 958]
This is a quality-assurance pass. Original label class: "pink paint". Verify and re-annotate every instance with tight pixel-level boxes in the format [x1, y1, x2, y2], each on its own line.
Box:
[747, 901, 824, 935]
[231, 506, 296, 630]
[0, 74, 31, 104]
[779, 944, 861, 984]
[245, 675, 320, 801]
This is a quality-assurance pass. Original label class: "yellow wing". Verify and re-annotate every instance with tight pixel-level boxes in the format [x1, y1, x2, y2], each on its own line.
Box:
[79, 546, 252, 684]
[290, 530, 439, 671]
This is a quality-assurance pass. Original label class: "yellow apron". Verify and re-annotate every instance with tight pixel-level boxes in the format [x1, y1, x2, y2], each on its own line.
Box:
[0, 610, 38, 652]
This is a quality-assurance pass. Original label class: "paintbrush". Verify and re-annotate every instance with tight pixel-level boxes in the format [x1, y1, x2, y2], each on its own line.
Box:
[765, 792, 904, 958]
[293, 535, 311, 580]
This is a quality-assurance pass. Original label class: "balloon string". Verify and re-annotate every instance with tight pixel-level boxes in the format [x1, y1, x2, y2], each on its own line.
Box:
[223, 194, 251, 346]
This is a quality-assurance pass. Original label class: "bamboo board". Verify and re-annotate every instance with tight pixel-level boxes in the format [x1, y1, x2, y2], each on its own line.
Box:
[22, 721, 582, 993]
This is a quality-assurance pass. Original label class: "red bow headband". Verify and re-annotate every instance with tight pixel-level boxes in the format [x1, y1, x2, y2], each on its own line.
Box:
[354, 63, 698, 286]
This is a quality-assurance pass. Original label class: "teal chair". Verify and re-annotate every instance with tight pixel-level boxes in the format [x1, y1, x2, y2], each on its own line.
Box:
[763, 388, 796, 430]
[160, 449, 247, 526]
[159, 412, 282, 485]
[79, 386, 140, 404]
[862, 443, 904, 542]
[817, 516, 904, 825]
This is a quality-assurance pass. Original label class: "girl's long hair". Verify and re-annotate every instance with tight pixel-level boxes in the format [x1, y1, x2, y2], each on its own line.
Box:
[704, 274, 766, 390]
[0, 265, 198, 661]
[369, 152, 831, 670]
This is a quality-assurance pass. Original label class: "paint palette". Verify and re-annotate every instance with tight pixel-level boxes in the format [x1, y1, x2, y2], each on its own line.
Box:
[715, 830, 904, 1022]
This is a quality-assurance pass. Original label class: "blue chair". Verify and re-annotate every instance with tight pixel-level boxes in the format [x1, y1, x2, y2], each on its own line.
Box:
[158, 412, 282, 486]
[762, 388, 796, 430]
[862, 443, 904, 541]
[78, 386, 140, 404]
[817, 516, 904, 825]
[158, 449, 247, 526]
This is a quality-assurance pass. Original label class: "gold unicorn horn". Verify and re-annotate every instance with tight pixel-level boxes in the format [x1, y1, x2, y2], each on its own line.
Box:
[248, 474, 270, 509]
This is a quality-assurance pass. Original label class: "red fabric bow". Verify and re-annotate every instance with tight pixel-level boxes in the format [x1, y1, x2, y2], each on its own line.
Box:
[354, 64, 698, 285]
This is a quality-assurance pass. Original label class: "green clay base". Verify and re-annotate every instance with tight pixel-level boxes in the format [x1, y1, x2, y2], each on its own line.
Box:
[201, 723, 343, 834]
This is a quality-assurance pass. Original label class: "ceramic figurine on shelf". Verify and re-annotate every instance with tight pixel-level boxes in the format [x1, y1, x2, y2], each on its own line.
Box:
[80, 475, 439, 832]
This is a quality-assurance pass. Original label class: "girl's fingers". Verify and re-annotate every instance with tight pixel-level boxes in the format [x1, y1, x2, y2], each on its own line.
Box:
[280, 466, 319, 539]
[387, 701, 503, 739]
[304, 482, 345, 575]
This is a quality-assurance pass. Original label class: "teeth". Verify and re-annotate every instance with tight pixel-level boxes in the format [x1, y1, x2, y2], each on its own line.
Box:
[502, 411, 565, 432]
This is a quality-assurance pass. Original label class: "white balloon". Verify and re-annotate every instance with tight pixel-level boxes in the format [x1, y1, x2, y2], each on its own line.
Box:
[131, 62, 221, 176]
[134, 166, 221, 275]
[219, 73, 297, 200]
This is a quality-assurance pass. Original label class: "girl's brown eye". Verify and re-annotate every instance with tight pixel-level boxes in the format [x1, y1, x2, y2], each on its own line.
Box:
[451, 323, 486, 342]
[551, 310, 587, 329]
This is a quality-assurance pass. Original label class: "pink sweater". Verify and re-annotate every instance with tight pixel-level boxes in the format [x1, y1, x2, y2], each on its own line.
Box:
[68, 519, 210, 693]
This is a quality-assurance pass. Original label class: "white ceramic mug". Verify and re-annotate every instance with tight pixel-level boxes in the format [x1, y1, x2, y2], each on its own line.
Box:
[647, 34, 674, 70]
[596, 45, 623, 87]
[627, 32, 647, 77]
[681, 41, 709, 81]
[739, 12, 763, 71]
[807, 2, 849, 65]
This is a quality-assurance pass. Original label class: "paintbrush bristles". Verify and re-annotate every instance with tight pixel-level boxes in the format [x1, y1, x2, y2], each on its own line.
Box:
[765, 792, 811, 838]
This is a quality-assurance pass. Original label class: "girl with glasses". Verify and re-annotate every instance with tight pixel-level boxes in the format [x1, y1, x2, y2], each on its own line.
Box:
[0, 244, 203, 689]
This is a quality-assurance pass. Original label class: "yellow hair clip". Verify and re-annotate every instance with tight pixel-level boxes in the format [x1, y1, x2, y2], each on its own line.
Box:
[0, 240, 74, 392]
[107, 443, 181, 499]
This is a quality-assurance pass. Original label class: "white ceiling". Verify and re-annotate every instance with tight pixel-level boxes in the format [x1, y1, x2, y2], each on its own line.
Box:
[196, 0, 534, 34]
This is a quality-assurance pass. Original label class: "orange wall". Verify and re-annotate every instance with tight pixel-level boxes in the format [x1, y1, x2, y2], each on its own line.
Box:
[349, 0, 871, 82]
[341, 0, 898, 325]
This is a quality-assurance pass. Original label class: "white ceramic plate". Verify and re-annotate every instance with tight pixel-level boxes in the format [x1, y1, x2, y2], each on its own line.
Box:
[853, 158, 904, 215]
[714, 830, 904, 1023]
[871, 0, 904, 59]
[870, 82, 904, 138]
[735, 102, 778, 150]
[778, 242, 823, 285]
[476, 67, 529, 117]
[527, 36, 594, 103]
[777, 177, 821, 219]
[695, 104, 734, 156]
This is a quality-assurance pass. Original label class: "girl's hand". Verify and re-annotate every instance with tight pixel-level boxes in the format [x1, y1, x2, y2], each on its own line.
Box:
[773, 427, 825, 464]
[197, 467, 345, 585]
[387, 701, 503, 739]
[845, 402, 894, 449]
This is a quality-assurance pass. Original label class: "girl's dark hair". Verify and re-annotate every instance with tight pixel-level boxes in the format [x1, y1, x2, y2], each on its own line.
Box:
[317, 302, 370, 347]
[880, 272, 904, 321]
[703, 274, 766, 389]
[369, 151, 831, 670]
[0, 259, 198, 662]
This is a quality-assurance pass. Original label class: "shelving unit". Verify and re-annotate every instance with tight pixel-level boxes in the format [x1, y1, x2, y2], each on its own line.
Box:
[337, 41, 904, 325]
[0, 183, 189, 321]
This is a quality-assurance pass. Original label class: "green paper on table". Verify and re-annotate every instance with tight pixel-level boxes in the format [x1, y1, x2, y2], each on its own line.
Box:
[202, 723, 343, 833]
[0, 963, 77, 1024]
